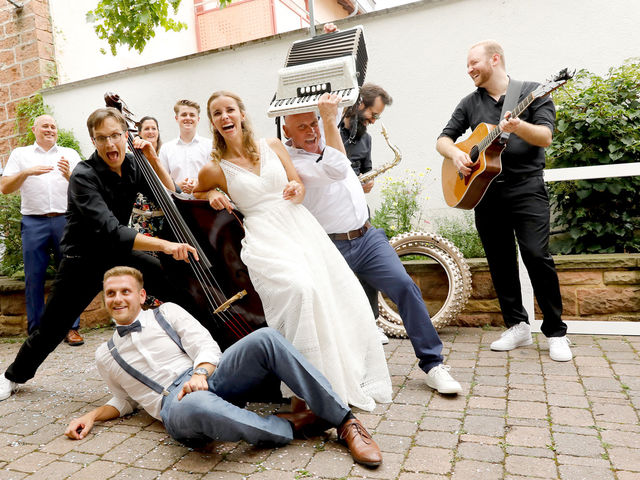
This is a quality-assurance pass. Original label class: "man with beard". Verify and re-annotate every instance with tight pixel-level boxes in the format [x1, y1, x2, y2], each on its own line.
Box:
[338, 83, 393, 344]
[339, 83, 392, 183]
[435, 40, 571, 361]
[283, 94, 462, 395]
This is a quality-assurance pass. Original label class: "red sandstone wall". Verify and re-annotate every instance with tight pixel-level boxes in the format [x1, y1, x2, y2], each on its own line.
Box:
[0, 0, 54, 167]
[412, 254, 640, 328]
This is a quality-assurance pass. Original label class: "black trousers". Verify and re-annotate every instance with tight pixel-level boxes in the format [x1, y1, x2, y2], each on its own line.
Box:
[474, 175, 567, 338]
[5, 251, 179, 384]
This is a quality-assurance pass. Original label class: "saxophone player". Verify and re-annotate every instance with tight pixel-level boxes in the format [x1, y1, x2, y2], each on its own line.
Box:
[283, 93, 463, 396]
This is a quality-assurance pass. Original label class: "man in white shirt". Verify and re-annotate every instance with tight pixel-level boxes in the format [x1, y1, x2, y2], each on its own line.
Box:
[159, 99, 212, 195]
[283, 95, 462, 395]
[64, 266, 383, 467]
[0, 115, 83, 345]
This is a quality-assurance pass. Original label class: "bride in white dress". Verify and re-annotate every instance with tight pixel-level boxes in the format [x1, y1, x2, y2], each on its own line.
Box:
[195, 91, 391, 411]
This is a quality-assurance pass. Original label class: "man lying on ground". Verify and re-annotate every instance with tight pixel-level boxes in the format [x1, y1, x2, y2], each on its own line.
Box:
[64, 266, 383, 467]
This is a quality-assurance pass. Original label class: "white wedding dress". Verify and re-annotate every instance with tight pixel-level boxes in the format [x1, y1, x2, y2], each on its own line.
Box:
[220, 139, 392, 411]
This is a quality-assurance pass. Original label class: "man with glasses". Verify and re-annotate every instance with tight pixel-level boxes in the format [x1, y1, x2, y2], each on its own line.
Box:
[0, 107, 197, 402]
[283, 95, 462, 396]
[1, 115, 84, 346]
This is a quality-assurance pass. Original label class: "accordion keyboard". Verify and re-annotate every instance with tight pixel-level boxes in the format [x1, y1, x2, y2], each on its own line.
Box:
[267, 56, 359, 118]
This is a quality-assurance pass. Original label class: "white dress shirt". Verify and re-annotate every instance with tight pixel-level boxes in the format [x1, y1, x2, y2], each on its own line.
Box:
[95, 303, 222, 420]
[287, 141, 369, 234]
[3, 143, 81, 215]
[159, 134, 213, 185]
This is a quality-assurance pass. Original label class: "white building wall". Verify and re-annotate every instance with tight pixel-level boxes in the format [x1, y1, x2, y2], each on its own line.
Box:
[43, 0, 640, 219]
[50, 0, 198, 83]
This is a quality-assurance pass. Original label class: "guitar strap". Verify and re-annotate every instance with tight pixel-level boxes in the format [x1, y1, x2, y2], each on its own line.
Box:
[499, 78, 523, 144]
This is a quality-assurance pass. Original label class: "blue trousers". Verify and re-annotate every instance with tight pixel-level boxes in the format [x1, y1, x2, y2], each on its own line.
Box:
[160, 328, 350, 447]
[333, 227, 443, 372]
[21, 215, 79, 333]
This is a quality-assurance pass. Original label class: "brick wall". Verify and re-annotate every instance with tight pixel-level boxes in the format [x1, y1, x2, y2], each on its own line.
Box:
[0, 0, 54, 167]
[408, 254, 640, 327]
[0, 279, 108, 336]
[2, 254, 638, 336]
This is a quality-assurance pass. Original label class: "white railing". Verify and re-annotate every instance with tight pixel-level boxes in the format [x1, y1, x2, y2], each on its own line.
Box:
[520, 162, 640, 335]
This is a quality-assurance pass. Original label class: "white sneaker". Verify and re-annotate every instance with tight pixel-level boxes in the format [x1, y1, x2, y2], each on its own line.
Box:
[0, 374, 18, 401]
[425, 364, 462, 394]
[548, 336, 573, 362]
[377, 326, 389, 345]
[490, 322, 533, 351]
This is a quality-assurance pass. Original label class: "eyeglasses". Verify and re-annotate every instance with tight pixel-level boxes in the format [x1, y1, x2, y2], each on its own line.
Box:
[93, 132, 124, 145]
[371, 112, 381, 120]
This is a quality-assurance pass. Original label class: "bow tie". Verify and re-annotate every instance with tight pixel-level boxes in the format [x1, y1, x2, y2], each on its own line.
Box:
[116, 320, 142, 337]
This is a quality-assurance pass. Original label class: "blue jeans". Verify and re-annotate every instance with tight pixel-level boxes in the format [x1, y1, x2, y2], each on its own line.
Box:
[21, 215, 80, 333]
[333, 227, 443, 372]
[160, 328, 350, 447]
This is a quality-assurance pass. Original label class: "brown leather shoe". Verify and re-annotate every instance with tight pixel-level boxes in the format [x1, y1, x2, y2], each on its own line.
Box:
[65, 330, 84, 346]
[337, 418, 382, 467]
[276, 410, 330, 438]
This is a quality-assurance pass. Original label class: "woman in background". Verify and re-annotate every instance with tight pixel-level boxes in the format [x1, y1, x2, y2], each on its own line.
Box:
[130, 116, 165, 236]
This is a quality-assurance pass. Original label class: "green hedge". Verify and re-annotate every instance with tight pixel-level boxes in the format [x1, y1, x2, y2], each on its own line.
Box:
[547, 61, 640, 253]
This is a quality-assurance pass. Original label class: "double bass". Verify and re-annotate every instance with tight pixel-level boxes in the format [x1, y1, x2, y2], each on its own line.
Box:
[105, 92, 266, 350]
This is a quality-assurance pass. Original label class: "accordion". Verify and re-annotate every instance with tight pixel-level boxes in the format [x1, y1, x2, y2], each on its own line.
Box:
[267, 26, 368, 118]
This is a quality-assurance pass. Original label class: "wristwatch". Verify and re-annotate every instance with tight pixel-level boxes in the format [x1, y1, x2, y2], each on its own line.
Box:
[193, 367, 210, 377]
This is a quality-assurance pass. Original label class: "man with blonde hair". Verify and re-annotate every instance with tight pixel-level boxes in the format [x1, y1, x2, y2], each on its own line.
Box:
[66, 266, 383, 467]
[436, 40, 572, 361]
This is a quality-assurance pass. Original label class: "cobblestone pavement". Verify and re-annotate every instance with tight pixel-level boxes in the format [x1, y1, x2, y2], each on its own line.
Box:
[0, 327, 639, 479]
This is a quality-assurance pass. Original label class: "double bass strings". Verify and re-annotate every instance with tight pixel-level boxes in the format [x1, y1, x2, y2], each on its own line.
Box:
[131, 140, 251, 338]
[127, 135, 253, 338]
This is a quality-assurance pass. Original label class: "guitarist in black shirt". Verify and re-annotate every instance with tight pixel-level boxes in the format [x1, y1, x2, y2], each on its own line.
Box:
[435, 40, 572, 362]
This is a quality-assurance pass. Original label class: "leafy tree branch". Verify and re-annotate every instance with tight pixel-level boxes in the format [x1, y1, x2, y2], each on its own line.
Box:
[86, 0, 231, 56]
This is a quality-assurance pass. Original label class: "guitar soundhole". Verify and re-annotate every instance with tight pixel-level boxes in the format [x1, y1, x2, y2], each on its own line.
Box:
[469, 145, 479, 163]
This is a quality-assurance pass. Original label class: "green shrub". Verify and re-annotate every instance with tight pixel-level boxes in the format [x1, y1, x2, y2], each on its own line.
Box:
[546, 61, 640, 253]
[0, 194, 23, 277]
[371, 168, 432, 238]
[434, 212, 486, 258]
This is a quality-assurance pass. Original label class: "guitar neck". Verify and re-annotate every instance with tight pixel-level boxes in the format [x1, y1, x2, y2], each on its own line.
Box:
[477, 91, 536, 152]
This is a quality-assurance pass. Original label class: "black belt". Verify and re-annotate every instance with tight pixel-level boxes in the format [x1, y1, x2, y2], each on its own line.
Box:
[29, 212, 65, 218]
[329, 221, 371, 241]
[493, 172, 542, 184]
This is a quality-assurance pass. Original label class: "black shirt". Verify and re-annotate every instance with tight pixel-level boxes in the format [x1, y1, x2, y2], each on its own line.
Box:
[339, 121, 372, 175]
[62, 151, 152, 257]
[439, 81, 556, 176]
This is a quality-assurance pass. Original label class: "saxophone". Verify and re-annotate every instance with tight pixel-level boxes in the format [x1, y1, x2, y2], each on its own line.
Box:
[357, 123, 402, 183]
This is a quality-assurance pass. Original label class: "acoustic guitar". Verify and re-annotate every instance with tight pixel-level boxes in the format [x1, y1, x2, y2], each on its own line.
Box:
[441, 69, 573, 210]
